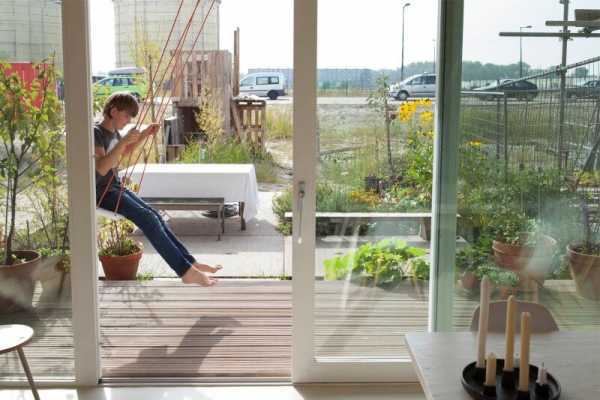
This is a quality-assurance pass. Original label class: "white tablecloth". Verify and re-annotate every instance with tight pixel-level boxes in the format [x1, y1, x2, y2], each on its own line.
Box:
[125, 163, 259, 221]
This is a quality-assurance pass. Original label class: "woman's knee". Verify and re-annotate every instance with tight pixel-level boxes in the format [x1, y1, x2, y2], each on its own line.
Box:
[127, 207, 161, 230]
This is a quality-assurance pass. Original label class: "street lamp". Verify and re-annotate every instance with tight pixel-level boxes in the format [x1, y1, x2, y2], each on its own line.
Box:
[401, 2, 411, 81]
[432, 39, 436, 74]
[519, 25, 532, 77]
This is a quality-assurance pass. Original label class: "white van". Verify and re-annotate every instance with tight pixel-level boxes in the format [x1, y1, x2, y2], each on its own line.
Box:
[389, 73, 436, 101]
[239, 72, 287, 100]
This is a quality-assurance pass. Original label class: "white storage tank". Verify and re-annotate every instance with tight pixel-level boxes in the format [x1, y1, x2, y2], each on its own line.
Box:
[0, 0, 63, 69]
[112, 0, 220, 68]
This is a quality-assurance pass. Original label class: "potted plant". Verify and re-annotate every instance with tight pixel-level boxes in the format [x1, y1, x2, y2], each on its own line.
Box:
[493, 270, 519, 299]
[490, 209, 556, 291]
[455, 240, 491, 290]
[97, 218, 143, 280]
[0, 60, 62, 311]
[566, 167, 600, 300]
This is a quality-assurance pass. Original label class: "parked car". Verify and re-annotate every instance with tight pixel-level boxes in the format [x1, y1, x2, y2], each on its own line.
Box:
[239, 72, 287, 100]
[567, 80, 600, 99]
[389, 73, 436, 101]
[473, 79, 538, 101]
[108, 66, 146, 76]
[92, 74, 107, 83]
[93, 75, 147, 101]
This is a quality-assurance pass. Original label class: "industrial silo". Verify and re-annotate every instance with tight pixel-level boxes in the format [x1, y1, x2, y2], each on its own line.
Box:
[112, 0, 220, 68]
[0, 0, 63, 70]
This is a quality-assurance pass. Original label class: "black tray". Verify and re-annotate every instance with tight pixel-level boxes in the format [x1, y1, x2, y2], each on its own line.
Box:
[461, 359, 560, 400]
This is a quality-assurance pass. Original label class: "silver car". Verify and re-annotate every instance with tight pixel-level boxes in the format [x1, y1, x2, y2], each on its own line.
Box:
[389, 73, 436, 101]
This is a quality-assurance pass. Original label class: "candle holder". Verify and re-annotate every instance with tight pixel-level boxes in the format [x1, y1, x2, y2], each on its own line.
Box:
[461, 359, 561, 400]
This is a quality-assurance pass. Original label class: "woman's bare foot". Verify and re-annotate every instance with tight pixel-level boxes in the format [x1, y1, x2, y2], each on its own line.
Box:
[181, 266, 218, 286]
[193, 262, 223, 274]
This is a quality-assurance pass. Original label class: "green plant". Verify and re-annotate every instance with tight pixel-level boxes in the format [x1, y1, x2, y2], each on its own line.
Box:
[0, 60, 63, 265]
[136, 271, 154, 282]
[474, 262, 500, 280]
[455, 241, 491, 274]
[494, 270, 519, 287]
[367, 74, 394, 173]
[196, 87, 224, 145]
[487, 206, 530, 245]
[180, 138, 279, 183]
[265, 106, 292, 140]
[323, 239, 426, 287]
[97, 218, 139, 257]
[407, 258, 430, 281]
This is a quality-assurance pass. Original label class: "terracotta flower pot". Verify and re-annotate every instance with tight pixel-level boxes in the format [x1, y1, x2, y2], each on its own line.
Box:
[492, 234, 556, 292]
[99, 244, 143, 281]
[567, 244, 600, 301]
[498, 286, 517, 300]
[0, 250, 41, 312]
[460, 271, 479, 290]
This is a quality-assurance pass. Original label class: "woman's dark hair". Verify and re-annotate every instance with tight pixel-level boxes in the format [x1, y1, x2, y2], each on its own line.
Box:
[103, 92, 139, 119]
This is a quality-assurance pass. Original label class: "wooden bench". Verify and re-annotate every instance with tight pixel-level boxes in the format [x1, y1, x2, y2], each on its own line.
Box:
[284, 211, 438, 241]
[143, 197, 225, 241]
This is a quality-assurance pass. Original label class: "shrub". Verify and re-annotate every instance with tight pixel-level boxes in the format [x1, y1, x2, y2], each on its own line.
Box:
[323, 239, 426, 287]
[265, 106, 292, 140]
[407, 258, 430, 281]
[180, 139, 279, 183]
[97, 219, 139, 257]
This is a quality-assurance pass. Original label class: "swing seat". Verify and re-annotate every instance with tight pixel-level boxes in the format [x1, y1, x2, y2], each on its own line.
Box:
[96, 207, 124, 221]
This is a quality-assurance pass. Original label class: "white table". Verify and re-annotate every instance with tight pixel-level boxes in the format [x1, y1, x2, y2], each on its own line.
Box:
[405, 331, 600, 400]
[126, 163, 260, 226]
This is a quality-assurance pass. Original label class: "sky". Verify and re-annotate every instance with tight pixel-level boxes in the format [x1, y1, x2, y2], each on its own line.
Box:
[90, 0, 600, 74]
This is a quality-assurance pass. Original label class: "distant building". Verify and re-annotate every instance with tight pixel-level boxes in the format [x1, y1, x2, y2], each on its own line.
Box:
[113, 0, 220, 68]
[246, 68, 382, 90]
[0, 0, 63, 69]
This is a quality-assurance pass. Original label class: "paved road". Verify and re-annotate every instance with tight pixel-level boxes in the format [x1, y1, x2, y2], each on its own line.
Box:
[266, 96, 410, 106]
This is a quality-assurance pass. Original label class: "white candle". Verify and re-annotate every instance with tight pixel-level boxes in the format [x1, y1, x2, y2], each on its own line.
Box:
[485, 352, 497, 386]
[518, 312, 532, 392]
[504, 295, 516, 371]
[537, 364, 547, 385]
[476, 276, 491, 368]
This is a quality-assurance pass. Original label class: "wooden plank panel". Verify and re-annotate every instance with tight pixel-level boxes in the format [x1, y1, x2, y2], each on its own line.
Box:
[1, 279, 598, 382]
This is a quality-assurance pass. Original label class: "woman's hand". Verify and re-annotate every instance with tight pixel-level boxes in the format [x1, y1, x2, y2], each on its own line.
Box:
[141, 123, 160, 138]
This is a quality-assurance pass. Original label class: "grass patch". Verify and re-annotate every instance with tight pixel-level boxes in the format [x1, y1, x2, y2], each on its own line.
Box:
[180, 139, 280, 183]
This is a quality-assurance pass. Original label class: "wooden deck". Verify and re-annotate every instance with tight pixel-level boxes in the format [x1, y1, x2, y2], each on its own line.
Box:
[0, 279, 598, 381]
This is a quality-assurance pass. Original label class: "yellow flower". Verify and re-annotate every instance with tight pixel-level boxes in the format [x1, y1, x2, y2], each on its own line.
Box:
[468, 140, 482, 148]
[420, 111, 433, 123]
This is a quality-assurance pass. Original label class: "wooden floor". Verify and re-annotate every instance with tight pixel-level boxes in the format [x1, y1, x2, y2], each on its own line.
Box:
[0, 279, 598, 381]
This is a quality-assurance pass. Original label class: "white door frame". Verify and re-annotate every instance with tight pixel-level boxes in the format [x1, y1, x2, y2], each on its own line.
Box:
[62, 0, 101, 385]
[58, 0, 465, 386]
[428, 0, 464, 332]
[291, 0, 413, 383]
[291, 0, 465, 383]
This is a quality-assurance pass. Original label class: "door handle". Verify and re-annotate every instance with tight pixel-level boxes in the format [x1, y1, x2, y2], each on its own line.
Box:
[296, 181, 306, 244]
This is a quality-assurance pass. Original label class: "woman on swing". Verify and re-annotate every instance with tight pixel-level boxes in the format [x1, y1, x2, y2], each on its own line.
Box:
[94, 92, 220, 286]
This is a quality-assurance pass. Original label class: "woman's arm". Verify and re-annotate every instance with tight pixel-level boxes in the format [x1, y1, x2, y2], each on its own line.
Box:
[122, 124, 161, 155]
[94, 131, 142, 176]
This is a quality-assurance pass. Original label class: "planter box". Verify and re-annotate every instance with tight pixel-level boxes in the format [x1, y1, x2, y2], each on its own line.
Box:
[492, 235, 556, 292]
[567, 245, 600, 300]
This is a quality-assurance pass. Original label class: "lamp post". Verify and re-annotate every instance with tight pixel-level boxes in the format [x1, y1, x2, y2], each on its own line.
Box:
[519, 25, 532, 77]
[401, 2, 411, 81]
[432, 38, 436, 74]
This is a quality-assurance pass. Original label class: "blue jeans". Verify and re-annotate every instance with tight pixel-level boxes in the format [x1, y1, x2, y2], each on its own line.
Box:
[98, 187, 195, 277]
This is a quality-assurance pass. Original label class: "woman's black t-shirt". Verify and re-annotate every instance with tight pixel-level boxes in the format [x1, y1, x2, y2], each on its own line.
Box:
[93, 124, 122, 195]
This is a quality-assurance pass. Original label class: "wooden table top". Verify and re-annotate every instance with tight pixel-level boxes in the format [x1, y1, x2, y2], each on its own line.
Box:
[405, 331, 600, 400]
[0, 325, 33, 354]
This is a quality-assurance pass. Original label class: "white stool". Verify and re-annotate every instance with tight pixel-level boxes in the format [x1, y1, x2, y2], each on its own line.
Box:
[0, 324, 40, 400]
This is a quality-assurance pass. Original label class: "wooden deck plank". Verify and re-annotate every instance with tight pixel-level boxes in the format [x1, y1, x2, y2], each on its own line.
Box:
[1, 279, 598, 381]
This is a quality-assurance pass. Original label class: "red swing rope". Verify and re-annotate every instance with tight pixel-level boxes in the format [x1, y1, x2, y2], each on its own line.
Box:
[120, 0, 218, 202]
[96, 0, 202, 211]
[113, 5, 198, 209]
